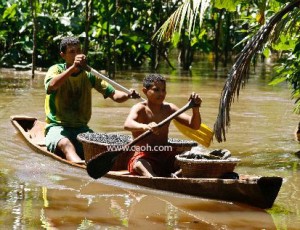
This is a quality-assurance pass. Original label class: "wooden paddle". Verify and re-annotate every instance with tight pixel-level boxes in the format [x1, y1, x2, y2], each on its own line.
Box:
[84, 65, 214, 147]
[86, 99, 198, 179]
[85, 65, 146, 100]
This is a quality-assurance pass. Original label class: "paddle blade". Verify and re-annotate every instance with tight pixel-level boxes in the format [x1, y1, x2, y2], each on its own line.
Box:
[86, 151, 120, 179]
[173, 120, 213, 147]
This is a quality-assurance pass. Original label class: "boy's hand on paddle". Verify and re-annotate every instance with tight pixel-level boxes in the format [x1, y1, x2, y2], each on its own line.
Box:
[144, 122, 159, 135]
[73, 54, 87, 71]
[189, 92, 202, 107]
[128, 89, 140, 99]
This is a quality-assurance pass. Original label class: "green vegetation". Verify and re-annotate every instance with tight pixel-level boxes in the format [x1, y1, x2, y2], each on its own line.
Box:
[0, 0, 299, 114]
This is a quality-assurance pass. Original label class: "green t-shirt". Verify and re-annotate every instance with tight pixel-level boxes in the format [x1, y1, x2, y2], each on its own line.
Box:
[44, 64, 115, 128]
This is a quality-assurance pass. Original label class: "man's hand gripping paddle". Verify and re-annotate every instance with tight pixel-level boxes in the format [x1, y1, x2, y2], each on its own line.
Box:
[86, 99, 198, 179]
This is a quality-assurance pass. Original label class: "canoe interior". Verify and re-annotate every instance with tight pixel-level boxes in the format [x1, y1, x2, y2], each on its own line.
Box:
[10, 115, 283, 209]
[10, 116, 86, 168]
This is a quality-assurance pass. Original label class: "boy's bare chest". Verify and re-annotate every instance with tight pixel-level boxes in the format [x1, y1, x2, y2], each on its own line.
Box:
[143, 108, 171, 123]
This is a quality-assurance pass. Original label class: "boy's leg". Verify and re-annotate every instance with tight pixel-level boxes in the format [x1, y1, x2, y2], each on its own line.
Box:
[134, 159, 157, 177]
[45, 126, 86, 162]
[57, 137, 82, 162]
[70, 127, 93, 159]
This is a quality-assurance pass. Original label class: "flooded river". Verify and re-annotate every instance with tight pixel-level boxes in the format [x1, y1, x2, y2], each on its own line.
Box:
[0, 64, 299, 229]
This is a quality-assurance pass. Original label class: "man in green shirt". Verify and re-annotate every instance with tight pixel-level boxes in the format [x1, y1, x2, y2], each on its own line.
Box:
[44, 37, 139, 162]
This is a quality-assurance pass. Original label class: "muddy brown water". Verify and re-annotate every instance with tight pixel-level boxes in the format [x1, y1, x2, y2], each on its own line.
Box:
[0, 66, 299, 229]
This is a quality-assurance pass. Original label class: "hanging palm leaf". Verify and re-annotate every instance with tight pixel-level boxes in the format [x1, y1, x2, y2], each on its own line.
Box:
[214, 0, 300, 142]
[153, 0, 211, 41]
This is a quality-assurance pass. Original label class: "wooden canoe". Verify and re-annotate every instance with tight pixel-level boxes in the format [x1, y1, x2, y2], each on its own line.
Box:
[10, 115, 283, 209]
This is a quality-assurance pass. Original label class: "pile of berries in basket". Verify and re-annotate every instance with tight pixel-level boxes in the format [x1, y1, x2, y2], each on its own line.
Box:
[175, 147, 240, 178]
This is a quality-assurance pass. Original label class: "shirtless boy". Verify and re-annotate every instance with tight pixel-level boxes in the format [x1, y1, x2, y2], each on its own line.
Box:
[124, 74, 202, 177]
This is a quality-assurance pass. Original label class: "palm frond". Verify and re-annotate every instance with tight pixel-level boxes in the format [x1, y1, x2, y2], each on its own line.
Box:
[153, 0, 211, 41]
[214, 0, 300, 142]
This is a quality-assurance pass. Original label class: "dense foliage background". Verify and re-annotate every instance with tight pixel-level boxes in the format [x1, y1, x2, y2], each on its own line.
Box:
[0, 0, 299, 114]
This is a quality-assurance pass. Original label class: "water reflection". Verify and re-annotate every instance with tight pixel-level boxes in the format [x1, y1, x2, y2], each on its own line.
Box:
[35, 180, 277, 229]
[0, 78, 29, 91]
[0, 168, 277, 229]
[0, 173, 40, 229]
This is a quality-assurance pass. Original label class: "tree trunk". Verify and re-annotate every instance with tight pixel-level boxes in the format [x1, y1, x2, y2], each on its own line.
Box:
[214, 9, 224, 70]
[84, 0, 93, 55]
[105, 1, 112, 77]
[30, 0, 37, 79]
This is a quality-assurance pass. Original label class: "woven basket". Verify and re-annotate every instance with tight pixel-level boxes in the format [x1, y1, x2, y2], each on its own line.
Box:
[167, 138, 197, 152]
[77, 132, 132, 170]
[175, 155, 240, 178]
[77, 132, 198, 170]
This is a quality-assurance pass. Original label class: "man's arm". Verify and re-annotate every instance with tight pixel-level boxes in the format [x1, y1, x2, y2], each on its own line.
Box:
[108, 89, 140, 103]
[47, 54, 86, 92]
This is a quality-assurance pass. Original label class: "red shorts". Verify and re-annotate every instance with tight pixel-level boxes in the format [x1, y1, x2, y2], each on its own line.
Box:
[128, 150, 178, 176]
